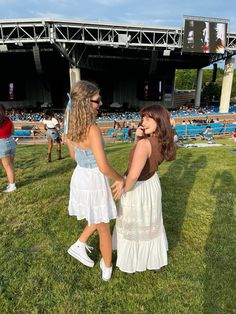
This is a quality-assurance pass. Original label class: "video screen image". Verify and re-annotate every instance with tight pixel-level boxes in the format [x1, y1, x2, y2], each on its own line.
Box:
[183, 18, 227, 54]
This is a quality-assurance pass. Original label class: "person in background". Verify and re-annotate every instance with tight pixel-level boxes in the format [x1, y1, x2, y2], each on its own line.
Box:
[43, 110, 62, 162]
[112, 105, 176, 274]
[170, 115, 178, 142]
[128, 120, 137, 138]
[232, 128, 236, 142]
[66, 80, 124, 281]
[0, 104, 17, 192]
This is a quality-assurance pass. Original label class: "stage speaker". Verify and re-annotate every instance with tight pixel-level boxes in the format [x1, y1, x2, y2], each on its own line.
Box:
[33, 45, 43, 74]
[149, 50, 158, 76]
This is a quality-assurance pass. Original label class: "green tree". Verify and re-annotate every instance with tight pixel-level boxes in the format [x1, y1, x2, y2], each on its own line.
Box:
[175, 69, 197, 89]
[201, 82, 221, 102]
[175, 68, 236, 99]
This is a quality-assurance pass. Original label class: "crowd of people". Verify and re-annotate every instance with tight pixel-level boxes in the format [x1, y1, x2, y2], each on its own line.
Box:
[5, 103, 236, 124]
[170, 104, 236, 117]
[7, 109, 64, 123]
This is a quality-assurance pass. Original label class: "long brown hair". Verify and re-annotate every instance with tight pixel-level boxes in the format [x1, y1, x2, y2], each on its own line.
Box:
[140, 105, 176, 161]
[66, 80, 99, 142]
[0, 104, 7, 127]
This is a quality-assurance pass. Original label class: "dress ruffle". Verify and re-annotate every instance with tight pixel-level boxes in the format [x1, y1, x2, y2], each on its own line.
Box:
[68, 165, 117, 225]
[113, 226, 168, 273]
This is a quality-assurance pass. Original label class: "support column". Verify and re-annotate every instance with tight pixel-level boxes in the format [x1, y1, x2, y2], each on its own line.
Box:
[69, 67, 81, 90]
[219, 57, 235, 113]
[194, 68, 203, 108]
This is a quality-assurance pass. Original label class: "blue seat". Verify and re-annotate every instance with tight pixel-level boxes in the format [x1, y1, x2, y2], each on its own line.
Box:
[107, 129, 115, 135]
[13, 130, 32, 136]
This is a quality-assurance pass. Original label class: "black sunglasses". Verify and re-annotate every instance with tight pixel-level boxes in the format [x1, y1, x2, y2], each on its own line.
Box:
[90, 98, 102, 105]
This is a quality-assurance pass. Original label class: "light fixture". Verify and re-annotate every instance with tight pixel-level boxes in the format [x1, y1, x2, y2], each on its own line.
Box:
[163, 49, 171, 56]
[0, 44, 8, 52]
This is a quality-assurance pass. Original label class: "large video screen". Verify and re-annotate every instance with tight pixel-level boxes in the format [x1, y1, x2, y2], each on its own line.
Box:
[183, 16, 228, 54]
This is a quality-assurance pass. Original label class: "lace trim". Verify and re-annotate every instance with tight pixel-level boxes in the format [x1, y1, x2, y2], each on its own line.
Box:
[116, 219, 164, 241]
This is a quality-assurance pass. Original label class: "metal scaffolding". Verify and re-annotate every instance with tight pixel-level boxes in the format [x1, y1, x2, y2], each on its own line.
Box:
[0, 18, 236, 66]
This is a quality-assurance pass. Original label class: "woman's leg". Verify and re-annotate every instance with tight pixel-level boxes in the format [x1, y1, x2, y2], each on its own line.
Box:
[10, 154, 15, 164]
[47, 138, 53, 154]
[79, 224, 97, 243]
[96, 222, 112, 267]
[68, 224, 97, 267]
[56, 139, 62, 159]
[1, 155, 15, 184]
[47, 138, 53, 161]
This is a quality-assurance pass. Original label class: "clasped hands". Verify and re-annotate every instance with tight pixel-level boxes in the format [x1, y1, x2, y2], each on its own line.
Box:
[112, 178, 125, 200]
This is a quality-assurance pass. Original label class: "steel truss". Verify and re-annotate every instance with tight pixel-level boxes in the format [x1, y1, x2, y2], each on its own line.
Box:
[0, 18, 236, 66]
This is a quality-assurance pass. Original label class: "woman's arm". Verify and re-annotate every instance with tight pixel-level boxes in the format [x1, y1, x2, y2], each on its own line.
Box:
[124, 139, 150, 192]
[42, 120, 47, 131]
[66, 139, 75, 160]
[89, 125, 123, 182]
[112, 139, 150, 200]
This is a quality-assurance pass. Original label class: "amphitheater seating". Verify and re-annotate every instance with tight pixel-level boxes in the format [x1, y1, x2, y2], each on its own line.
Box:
[176, 123, 236, 139]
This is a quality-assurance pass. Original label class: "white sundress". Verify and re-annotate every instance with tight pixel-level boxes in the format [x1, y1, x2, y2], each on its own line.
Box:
[68, 146, 117, 225]
[112, 137, 168, 273]
[113, 173, 168, 273]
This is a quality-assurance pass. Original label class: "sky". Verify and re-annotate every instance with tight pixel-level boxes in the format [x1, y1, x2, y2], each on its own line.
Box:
[0, 0, 236, 32]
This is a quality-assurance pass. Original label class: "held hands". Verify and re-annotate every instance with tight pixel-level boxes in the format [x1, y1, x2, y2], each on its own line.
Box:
[112, 178, 125, 200]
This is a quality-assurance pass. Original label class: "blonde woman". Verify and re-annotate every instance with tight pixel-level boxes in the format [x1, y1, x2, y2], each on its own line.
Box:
[66, 80, 123, 281]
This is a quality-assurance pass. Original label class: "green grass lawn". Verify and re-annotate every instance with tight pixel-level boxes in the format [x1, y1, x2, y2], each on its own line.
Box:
[0, 138, 236, 313]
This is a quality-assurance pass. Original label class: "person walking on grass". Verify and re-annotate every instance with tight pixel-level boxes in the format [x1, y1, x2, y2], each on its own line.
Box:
[42, 109, 62, 162]
[0, 104, 17, 193]
[66, 80, 124, 281]
[112, 105, 176, 274]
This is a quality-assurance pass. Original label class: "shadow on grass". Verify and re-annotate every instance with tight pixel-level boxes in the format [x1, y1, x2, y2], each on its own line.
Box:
[162, 152, 207, 250]
[15, 145, 71, 169]
[203, 171, 236, 313]
[16, 159, 73, 188]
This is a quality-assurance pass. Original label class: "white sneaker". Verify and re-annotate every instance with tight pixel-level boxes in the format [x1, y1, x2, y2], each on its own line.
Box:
[67, 240, 94, 267]
[3, 184, 16, 193]
[100, 258, 113, 281]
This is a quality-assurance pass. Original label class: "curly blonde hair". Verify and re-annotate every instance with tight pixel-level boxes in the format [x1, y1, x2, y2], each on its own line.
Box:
[66, 80, 99, 142]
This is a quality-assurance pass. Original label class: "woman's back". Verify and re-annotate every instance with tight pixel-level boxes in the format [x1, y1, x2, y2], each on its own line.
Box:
[74, 146, 97, 168]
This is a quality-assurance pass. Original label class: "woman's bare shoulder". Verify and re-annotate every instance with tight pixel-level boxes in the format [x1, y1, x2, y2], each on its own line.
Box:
[87, 124, 103, 144]
[135, 138, 151, 153]
[88, 124, 101, 137]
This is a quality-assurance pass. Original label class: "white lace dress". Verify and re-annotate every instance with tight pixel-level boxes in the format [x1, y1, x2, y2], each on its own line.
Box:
[112, 172, 168, 273]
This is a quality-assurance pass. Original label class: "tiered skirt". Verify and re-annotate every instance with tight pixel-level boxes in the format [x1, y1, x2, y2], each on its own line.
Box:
[113, 173, 168, 273]
[69, 165, 117, 225]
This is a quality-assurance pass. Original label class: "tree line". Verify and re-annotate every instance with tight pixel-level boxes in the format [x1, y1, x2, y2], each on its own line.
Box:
[175, 68, 236, 103]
